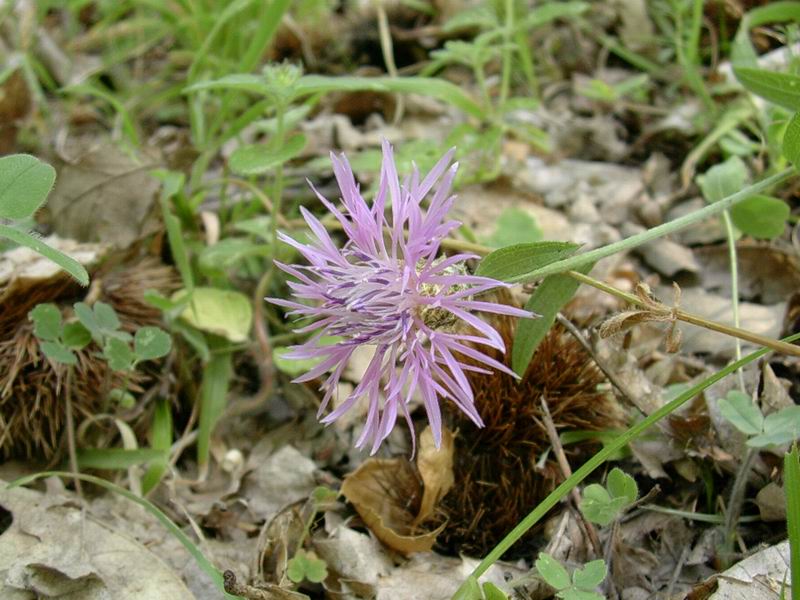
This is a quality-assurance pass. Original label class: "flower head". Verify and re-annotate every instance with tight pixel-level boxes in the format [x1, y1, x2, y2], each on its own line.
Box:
[269, 141, 531, 453]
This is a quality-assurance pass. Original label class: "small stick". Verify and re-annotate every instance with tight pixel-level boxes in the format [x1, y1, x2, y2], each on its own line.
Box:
[538, 397, 604, 559]
[555, 313, 637, 408]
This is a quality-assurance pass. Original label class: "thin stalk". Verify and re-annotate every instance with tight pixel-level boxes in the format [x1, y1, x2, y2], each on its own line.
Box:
[271, 108, 287, 251]
[721, 447, 757, 567]
[502, 168, 793, 281]
[437, 237, 800, 359]
[452, 333, 800, 597]
[722, 210, 746, 390]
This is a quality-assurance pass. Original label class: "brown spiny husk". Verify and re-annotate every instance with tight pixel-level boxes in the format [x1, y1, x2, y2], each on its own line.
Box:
[434, 292, 624, 559]
[0, 258, 179, 460]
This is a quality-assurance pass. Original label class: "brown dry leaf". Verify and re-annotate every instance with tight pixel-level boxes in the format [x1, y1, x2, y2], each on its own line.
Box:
[413, 426, 454, 526]
[340, 456, 445, 555]
[0, 482, 193, 599]
[47, 136, 161, 248]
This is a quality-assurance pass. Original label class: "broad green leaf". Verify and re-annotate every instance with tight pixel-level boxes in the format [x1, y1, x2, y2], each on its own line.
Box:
[572, 559, 607, 590]
[273, 336, 342, 377]
[697, 156, 748, 204]
[535, 553, 570, 590]
[606, 468, 638, 505]
[579, 484, 626, 526]
[558, 590, 604, 600]
[104, 338, 134, 371]
[94, 302, 121, 331]
[719, 390, 764, 436]
[197, 351, 233, 466]
[482, 207, 542, 248]
[286, 554, 307, 583]
[198, 238, 269, 274]
[62, 322, 92, 349]
[304, 555, 328, 583]
[40, 340, 77, 365]
[511, 261, 591, 376]
[74, 302, 101, 339]
[748, 406, 800, 447]
[0, 154, 56, 220]
[476, 241, 580, 282]
[134, 327, 172, 361]
[730, 195, 789, 239]
[177, 287, 252, 343]
[783, 112, 800, 168]
[482, 582, 509, 600]
[77, 448, 166, 470]
[734, 68, 800, 111]
[732, 2, 800, 67]
[229, 133, 307, 176]
[29, 303, 62, 341]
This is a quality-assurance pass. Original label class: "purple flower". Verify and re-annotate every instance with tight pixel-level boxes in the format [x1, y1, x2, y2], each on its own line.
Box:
[269, 141, 532, 453]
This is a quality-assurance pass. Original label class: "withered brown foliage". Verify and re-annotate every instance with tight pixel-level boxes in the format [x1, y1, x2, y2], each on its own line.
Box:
[0, 259, 178, 459]
[435, 302, 624, 559]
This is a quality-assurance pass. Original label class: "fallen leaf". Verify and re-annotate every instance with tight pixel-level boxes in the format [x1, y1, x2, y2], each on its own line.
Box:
[0, 482, 193, 599]
[414, 426, 455, 526]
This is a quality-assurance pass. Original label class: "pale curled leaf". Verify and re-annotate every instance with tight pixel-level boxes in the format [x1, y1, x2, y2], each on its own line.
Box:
[414, 426, 455, 526]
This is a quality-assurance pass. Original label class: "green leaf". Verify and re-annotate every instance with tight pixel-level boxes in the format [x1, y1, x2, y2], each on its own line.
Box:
[74, 302, 101, 339]
[572, 559, 607, 590]
[229, 133, 307, 176]
[521, 1, 589, 29]
[719, 390, 764, 436]
[94, 301, 121, 331]
[783, 112, 800, 168]
[104, 338, 134, 371]
[511, 262, 590, 376]
[536, 553, 570, 590]
[134, 327, 172, 361]
[481, 582, 509, 600]
[734, 68, 800, 111]
[29, 303, 62, 341]
[697, 156, 748, 204]
[0, 154, 56, 220]
[108, 388, 136, 409]
[482, 208, 542, 248]
[784, 444, 800, 593]
[286, 549, 328, 584]
[177, 287, 252, 343]
[606, 468, 638, 505]
[40, 340, 77, 365]
[62, 322, 92, 349]
[273, 336, 342, 376]
[730, 195, 789, 239]
[197, 351, 233, 466]
[304, 555, 328, 583]
[0, 225, 89, 286]
[476, 241, 580, 282]
[76, 448, 166, 470]
[557, 590, 604, 600]
[748, 406, 800, 447]
[311, 485, 339, 508]
[142, 398, 173, 495]
[579, 484, 626, 526]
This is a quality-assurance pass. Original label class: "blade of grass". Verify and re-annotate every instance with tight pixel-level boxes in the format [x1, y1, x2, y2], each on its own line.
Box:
[785, 444, 800, 600]
[0, 224, 89, 286]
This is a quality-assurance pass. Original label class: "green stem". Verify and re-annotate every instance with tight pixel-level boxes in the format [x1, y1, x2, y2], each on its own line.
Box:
[504, 168, 794, 282]
[271, 107, 287, 251]
[722, 210, 746, 391]
[452, 332, 800, 597]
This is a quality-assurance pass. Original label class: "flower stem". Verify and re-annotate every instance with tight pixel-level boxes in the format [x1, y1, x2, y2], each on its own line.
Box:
[721, 210, 746, 390]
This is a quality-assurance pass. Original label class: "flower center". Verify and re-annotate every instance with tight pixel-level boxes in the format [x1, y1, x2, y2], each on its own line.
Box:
[415, 259, 470, 332]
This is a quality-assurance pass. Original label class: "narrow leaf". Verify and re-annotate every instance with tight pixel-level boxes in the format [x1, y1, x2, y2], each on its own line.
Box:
[229, 133, 307, 176]
[784, 111, 800, 169]
[476, 241, 579, 282]
[0, 225, 89, 286]
[197, 351, 233, 466]
[784, 444, 800, 600]
[77, 448, 166, 470]
[734, 68, 800, 111]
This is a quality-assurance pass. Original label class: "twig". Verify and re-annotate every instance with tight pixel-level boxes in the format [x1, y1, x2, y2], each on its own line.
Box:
[555, 313, 638, 407]
[537, 397, 604, 559]
[721, 447, 758, 566]
[65, 367, 82, 498]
